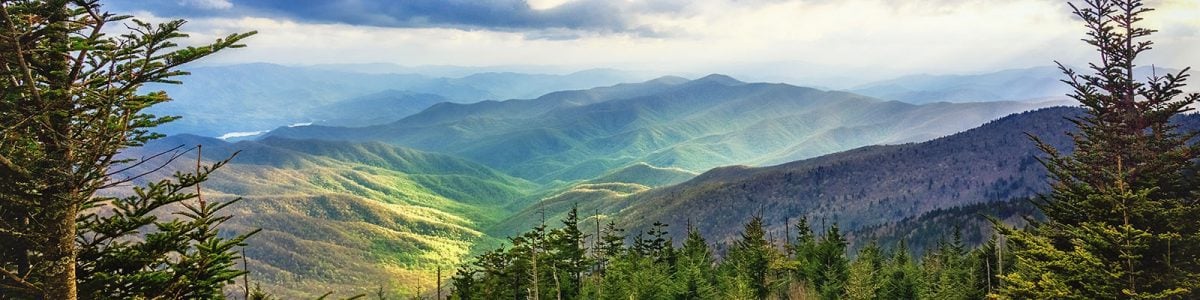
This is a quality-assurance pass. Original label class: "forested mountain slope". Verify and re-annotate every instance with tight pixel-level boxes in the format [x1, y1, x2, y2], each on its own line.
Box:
[111, 135, 537, 297]
[613, 107, 1200, 244]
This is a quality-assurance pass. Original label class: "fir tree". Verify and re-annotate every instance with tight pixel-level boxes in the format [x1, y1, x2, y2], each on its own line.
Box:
[0, 1, 255, 298]
[724, 215, 773, 299]
[921, 232, 977, 300]
[997, 0, 1200, 298]
[450, 265, 478, 300]
[600, 251, 675, 300]
[596, 220, 625, 274]
[844, 241, 885, 300]
[813, 223, 849, 300]
[472, 247, 516, 299]
[547, 205, 590, 299]
[788, 216, 819, 295]
[634, 222, 674, 264]
[879, 241, 919, 300]
[675, 223, 718, 300]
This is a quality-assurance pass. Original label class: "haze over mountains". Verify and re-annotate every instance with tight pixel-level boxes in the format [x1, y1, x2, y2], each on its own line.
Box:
[122, 65, 1127, 297]
[268, 74, 1070, 182]
[850, 65, 1180, 104]
[145, 63, 654, 137]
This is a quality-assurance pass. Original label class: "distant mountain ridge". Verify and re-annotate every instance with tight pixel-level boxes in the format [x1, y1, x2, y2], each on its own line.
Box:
[269, 74, 1070, 183]
[304, 90, 449, 127]
[144, 63, 652, 136]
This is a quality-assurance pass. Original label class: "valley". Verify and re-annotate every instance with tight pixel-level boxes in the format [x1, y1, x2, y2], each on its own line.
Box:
[117, 67, 1099, 297]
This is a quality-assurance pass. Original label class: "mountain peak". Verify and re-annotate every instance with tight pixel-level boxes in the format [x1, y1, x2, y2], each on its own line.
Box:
[645, 75, 690, 85]
[693, 74, 744, 86]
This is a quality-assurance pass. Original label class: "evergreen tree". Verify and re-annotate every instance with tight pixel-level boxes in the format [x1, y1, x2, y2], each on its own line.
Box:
[844, 241, 885, 300]
[547, 206, 590, 299]
[788, 217, 820, 296]
[450, 265, 478, 300]
[724, 215, 772, 299]
[971, 235, 1012, 297]
[634, 222, 674, 264]
[675, 223, 718, 300]
[813, 223, 849, 300]
[921, 232, 977, 300]
[997, 0, 1200, 298]
[600, 251, 675, 300]
[0, 1, 254, 298]
[879, 241, 919, 300]
[596, 220, 625, 274]
[512, 223, 547, 300]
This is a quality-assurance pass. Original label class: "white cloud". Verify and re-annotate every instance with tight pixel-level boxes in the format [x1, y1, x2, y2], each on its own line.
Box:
[132, 0, 1200, 86]
[527, 0, 574, 10]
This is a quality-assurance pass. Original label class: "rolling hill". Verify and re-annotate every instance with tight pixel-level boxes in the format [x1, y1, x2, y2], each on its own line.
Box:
[269, 75, 1070, 183]
[110, 135, 538, 298]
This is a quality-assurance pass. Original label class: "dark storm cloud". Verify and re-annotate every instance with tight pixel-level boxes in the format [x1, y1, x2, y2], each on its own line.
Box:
[106, 0, 655, 33]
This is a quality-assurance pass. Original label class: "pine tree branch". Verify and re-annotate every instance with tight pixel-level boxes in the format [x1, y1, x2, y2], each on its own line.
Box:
[0, 267, 39, 294]
[0, 2, 43, 105]
[0, 152, 31, 179]
[97, 145, 194, 190]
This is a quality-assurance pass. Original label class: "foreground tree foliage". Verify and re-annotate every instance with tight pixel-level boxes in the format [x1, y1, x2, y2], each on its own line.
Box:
[0, 0, 256, 299]
[451, 207, 994, 300]
[996, 0, 1200, 299]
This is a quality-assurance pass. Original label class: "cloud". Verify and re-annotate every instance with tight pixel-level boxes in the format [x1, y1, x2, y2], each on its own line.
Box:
[108, 0, 1200, 86]
[108, 0, 654, 34]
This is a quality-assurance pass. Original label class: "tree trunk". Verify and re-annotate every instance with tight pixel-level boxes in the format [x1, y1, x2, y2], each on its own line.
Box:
[43, 200, 78, 300]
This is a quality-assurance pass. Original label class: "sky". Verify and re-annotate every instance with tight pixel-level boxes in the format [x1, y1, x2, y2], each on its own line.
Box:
[107, 0, 1200, 86]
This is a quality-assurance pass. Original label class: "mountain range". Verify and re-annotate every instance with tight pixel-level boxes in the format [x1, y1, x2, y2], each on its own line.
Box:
[143, 63, 652, 137]
[114, 68, 1197, 297]
[268, 74, 1070, 183]
[583, 108, 1199, 248]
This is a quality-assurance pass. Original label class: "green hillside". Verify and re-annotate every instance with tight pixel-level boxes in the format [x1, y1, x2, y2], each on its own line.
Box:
[112, 135, 537, 298]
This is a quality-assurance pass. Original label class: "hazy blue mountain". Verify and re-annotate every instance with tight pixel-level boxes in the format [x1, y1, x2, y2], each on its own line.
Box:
[269, 75, 1068, 183]
[145, 63, 488, 136]
[850, 66, 1069, 104]
[850, 65, 1179, 104]
[305, 63, 598, 77]
[448, 68, 652, 99]
[305, 90, 449, 127]
[144, 63, 650, 136]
